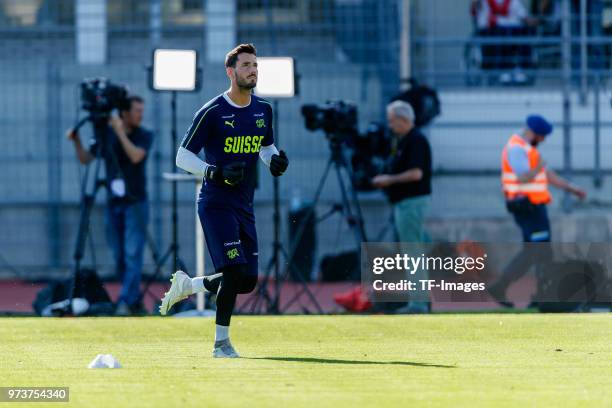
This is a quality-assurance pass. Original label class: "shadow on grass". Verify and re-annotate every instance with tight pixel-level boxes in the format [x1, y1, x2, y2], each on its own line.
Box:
[247, 357, 456, 368]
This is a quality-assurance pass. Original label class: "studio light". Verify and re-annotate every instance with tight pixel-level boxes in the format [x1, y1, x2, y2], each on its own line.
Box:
[255, 57, 296, 98]
[151, 48, 199, 92]
[148, 48, 201, 278]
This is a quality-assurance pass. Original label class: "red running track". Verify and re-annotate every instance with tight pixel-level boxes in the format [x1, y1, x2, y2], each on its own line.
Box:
[0, 278, 534, 315]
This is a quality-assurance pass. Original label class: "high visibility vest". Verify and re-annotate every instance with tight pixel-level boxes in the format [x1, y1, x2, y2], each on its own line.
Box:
[501, 134, 551, 204]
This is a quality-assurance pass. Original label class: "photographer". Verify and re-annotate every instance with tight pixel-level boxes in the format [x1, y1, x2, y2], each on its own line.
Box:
[371, 100, 432, 314]
[67, 95, 154, 316]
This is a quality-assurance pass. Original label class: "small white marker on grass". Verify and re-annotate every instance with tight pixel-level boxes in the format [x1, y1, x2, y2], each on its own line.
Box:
[88, 354, 122, 369]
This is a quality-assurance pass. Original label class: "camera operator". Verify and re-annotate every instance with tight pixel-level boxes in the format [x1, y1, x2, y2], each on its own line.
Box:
[66, 95, 154, 316]
[371, 100, 432, 314]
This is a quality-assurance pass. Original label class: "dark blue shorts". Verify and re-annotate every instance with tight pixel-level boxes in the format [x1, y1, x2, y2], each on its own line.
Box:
[197, 202, 259, 276]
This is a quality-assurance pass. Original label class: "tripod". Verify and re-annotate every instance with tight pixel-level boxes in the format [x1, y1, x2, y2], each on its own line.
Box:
[243, 135, 368, 314]
[66, 115, 120, 313]
[139, 92, 188, 301]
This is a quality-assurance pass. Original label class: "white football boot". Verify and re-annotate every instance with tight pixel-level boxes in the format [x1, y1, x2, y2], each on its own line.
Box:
[159, 271, 192, 316]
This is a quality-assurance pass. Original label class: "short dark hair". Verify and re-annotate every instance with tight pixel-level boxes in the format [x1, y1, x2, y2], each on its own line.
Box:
[225, 43, 257, 68]
[121, 95, 144, 112]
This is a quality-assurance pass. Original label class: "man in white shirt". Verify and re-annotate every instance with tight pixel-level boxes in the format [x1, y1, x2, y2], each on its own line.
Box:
[472, 0, 536, 84]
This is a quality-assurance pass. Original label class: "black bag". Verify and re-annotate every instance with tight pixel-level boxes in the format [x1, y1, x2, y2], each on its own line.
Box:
[32, 268, 113, 316]
[320, 251, 360, 282]
[32, 281, 67, 315]
[73, 268, 111, 304]
[391, 79, 441, 128]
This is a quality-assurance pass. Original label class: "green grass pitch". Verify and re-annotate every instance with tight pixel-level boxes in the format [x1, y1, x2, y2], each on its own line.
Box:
[0, 314, 610, 407]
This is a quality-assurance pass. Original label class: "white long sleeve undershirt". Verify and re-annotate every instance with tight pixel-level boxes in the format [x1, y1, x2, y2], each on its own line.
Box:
[259, 144, 279, 166]
[175, 146, 209, 177]
[175, 144, 279, 177]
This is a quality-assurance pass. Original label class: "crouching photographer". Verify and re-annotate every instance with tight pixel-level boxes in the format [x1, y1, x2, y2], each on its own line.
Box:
[371, 100, 432, 313]
[66, 95, 154, 316]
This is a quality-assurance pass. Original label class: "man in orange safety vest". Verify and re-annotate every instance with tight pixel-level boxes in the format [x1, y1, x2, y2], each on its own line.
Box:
[490, 114, 586, 306]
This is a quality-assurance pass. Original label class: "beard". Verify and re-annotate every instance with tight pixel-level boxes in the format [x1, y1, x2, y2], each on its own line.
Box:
[236, 73, 257, 90]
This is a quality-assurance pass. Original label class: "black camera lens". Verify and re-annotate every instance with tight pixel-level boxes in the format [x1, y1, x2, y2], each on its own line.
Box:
[80, 78, 128, 114]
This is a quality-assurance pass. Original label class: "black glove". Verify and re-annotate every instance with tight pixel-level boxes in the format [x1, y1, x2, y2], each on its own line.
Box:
[270, 150, 289, 177]
[205, 162, 246, 186]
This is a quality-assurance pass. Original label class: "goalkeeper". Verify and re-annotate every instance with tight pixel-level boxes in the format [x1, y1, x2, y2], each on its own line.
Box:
[159, 44, 289, 358]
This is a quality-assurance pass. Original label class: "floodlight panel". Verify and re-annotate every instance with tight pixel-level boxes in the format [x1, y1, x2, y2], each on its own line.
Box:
[153, 49, 197, 91]
[255, 57, 295, 98]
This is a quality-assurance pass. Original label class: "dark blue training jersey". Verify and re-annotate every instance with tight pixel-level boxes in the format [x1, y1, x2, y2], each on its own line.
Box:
[181, 92, 274, 207]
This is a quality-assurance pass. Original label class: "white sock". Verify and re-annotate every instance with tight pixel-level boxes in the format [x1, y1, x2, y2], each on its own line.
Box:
[215, 324, 229, 342]
[191, 277, 207, 294]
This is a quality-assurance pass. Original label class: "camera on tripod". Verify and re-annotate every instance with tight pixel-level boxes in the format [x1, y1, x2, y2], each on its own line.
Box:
[301, 100, 358, 140]
[301, 100, 391, 192]
[81, 78, 129, 117]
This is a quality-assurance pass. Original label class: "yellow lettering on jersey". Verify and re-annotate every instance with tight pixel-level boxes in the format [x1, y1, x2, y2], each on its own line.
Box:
[244, 136, 252, 153]
[232, 137, 240, 153]
[223, 136, 265, 154]
[252, 136, 259, 152]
